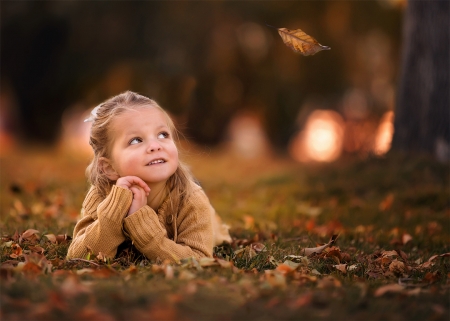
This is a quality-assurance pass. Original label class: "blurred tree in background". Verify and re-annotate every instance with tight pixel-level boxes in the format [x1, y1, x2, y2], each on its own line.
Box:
[393, 0, 449, 160]
[1, 1, 402, 152]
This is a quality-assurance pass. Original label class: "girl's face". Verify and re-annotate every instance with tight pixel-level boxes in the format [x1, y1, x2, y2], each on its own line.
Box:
[105, 107, 179, 187]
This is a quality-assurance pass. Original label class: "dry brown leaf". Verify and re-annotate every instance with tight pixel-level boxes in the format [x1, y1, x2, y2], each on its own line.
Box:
[216, 258, 233, 268]
[428, 252, 450, 262]
[251, 242, 267, 253]
[10, 243, 23, 258]
[264, 270, 287, 288]
[402, 233, 413, 245]
[20, 261, 44, 276]
[20, 229, 40, 244]
[44, 234, 57, 243]
[122, 265, 138, 275]
[374, 283, 404, 297]
[276, 260, 301, 274]
[317, 275, 341, 288]
[21, 229, 40, 239]
[234, 246, 257, 260]
[300, 234, 338, 256]
[268, 24, 330, 56]
[333, 264, 347, 274]
[178, 270, 196, 281]
[198, 257, 218, 267]
[28, 245, 44, 254]
[389, 260, 406, 274]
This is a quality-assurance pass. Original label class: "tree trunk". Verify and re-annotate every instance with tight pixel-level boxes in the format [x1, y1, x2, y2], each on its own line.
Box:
[392, 0, 449, 161]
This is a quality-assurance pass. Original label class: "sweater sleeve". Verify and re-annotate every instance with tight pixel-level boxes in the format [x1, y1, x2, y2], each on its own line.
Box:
[123, 187, 214, 263]
[66, 185, 133, 259]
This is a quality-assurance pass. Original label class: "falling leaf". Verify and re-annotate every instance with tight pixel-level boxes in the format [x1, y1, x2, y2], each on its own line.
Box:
[267, 24, 330, 56]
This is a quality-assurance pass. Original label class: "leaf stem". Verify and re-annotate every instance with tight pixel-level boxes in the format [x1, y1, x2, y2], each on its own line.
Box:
[264, 22, 278, 30]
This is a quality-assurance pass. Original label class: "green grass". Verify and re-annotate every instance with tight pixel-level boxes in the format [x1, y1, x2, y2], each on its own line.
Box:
[0, 149, 449, 321]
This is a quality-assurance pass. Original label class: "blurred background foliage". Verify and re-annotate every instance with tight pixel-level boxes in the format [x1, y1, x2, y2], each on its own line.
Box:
[1, 0, 403, 156]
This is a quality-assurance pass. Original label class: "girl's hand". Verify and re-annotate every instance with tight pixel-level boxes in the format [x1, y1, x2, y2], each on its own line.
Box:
[116, 176, 150, 216]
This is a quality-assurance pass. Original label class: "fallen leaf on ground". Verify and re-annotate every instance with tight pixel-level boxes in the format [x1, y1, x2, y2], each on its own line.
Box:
[317, 276, 341, 288]
[10, 243, 23, 258]
[374, 283, 404, 297]
[402, 233, 413, 245]
[199, 257, 219, 267]
[20, 229, 40, 243]
[276, 260, 300, 274]
[389, 260, 406, 274]
[251, 242, 266, 253]
[264, 270, 287, 288]
[300, 234, 338, 256]
[333, 264, 347, 274]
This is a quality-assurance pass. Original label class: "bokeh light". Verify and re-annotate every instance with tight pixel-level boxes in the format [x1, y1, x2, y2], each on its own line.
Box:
[289, 110, 345, 162]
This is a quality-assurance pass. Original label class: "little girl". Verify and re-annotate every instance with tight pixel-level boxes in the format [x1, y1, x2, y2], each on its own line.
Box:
[67, 91, 231, 263]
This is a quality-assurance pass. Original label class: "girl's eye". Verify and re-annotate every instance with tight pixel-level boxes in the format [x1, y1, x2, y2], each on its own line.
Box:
[129, 137, 142, 145]
[158, 132, 169, 139]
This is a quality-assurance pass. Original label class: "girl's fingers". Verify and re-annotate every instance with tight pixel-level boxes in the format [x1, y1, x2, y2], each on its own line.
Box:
[130, 186, 146, 199]
[117, 176, 150, 193]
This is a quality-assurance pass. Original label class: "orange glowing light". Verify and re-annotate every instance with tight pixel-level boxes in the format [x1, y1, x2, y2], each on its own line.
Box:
[58, 106, 93, 155]
[373, 111, 394, 155]
[289, 110, 344, 162]
[226, 112, 270, 159]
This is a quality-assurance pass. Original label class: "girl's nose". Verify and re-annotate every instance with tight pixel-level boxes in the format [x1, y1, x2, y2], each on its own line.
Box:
[147, 140, 162, 152]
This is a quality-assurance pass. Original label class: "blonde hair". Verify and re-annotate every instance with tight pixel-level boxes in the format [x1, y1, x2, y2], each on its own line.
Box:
[86, 91, 193, 213]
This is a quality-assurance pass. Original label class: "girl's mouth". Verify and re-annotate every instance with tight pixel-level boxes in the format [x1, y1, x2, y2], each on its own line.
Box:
[147, 159, 166, 165]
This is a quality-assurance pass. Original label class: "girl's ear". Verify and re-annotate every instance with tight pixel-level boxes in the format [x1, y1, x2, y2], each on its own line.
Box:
[99, 157, 120, 180]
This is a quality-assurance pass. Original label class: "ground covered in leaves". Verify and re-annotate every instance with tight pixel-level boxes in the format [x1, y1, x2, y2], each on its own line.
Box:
[1, 147, 449, 321]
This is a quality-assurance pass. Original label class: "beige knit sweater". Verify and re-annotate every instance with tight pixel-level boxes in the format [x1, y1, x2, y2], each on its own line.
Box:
[67, 181, 230, 262]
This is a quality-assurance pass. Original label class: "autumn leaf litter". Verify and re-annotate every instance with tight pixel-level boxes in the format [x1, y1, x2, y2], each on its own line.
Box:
[1, 151, 449, 320]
